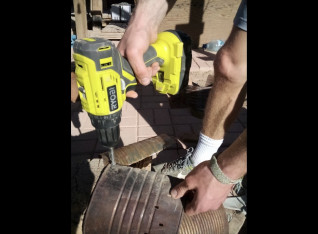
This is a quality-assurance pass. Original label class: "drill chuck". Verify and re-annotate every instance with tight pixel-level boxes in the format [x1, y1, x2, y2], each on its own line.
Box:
[88, 111, 121, 147]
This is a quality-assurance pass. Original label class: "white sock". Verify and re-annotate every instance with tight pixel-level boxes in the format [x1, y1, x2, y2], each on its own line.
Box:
[191, 132, 223, 166]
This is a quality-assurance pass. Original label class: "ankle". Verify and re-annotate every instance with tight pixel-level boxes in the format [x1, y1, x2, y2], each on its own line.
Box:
[191, 132, 223, 166]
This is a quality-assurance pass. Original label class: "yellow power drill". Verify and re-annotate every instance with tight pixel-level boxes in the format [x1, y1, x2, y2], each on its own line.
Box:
[73, 30, 192, 165]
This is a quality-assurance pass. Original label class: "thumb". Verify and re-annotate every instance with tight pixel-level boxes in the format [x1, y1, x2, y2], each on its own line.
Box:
[170, 180, 192, 199]
[151, 62, 160, 77]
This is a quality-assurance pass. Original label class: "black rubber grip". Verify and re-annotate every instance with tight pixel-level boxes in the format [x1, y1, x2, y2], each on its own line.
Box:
[121, 46, 164, 77]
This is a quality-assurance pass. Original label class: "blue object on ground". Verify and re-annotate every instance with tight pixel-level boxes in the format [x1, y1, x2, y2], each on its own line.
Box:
[202, 40, 225, 52]
[71, 35, 77, 48]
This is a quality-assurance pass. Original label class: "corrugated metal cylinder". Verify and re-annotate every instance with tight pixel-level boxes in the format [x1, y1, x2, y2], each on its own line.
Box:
[83, 165, 229, 234]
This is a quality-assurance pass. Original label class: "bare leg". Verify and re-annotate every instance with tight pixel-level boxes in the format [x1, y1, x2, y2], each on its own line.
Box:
[190, 25, 247, 166]
[202, 25, 247, 140]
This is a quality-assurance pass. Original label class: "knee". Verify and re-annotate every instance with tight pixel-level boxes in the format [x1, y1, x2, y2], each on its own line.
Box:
[213, 48, 247, 86]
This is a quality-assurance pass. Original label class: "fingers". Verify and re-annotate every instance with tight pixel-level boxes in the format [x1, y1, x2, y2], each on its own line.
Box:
[172, 184, 214, 216]
[130, 60, 160, 85]
[126, 90, 138, 99]
[185, 201, 222, 216]
[185, 188, 224, 216]
[184, 192, 198, 216]
[170, 180, 193, 199]
[126, 49, 153, 86]
[119, 45, 160, 86]
[151, 62, 160, 77]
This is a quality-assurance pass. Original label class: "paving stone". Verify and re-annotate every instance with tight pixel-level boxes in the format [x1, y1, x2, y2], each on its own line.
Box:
[223, 132, 242, 147]
[140, 84, 155, 96]
[122, 101, 138, 118]
[120, 127, 137, 145]
[154, 91, 168, 97]
[141, 101, 170, 109]
[71, 129, 98, 141]
[138, 109, 154, 126]
[71, 111, 94, 132]
[71, 129, 98, 138]
[170, 107, 192, 116]
[120, 116, 138, 127]
[171, 115, 202, 124]
[192, 58, 212, 73]
[134, 84, 143, 92]
[237, 107, 247, 127]
[94, 140, 110, 154]
[138, 125, 174, 137]
[71, 139, 98, 156]
[228, 122, 245, 133]
[141, 95, 169, 103]
[217, 146, 228, 153]
[191, 123, 203, 135]
[88, 158, 106, 184]
[190, 71, 214, 87]
[153, 125, 175, 135]
[137, 126, 157, 137]
[125, 97, 141, 110]
[71, 129, 82, 137]
[205, 59, 214, 69]
[154, 109, 171, 125]
[190, 58, 200, 71]
[174, 124, 194, 138]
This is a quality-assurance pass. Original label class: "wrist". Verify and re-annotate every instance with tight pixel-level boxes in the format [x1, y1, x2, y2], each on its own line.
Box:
[209, 154, 243, 185]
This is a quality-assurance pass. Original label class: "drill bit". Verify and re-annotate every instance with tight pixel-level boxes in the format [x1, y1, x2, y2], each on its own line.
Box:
[108, 147, 116, 165]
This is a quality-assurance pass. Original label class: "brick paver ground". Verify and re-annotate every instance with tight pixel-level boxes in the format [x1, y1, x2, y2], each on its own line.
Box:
[71, 82, 246, 157]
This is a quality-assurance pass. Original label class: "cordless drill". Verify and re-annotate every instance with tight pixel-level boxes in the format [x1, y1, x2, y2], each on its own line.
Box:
[73, 30, 192, 165]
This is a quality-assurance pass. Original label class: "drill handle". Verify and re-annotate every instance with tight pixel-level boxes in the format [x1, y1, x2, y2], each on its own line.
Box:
[143, 46, 165, 67]
[121, 46, 164, 83]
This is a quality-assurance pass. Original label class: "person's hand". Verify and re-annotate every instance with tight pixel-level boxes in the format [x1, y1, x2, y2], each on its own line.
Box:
[116, 0, 169, 98]
[170, 160, 233, 216]
[117, 26, 160, 100]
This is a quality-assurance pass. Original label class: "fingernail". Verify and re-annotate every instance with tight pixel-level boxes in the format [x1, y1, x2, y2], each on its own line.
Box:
[171, 189, 177, 198]
[141, 78, 151, 85]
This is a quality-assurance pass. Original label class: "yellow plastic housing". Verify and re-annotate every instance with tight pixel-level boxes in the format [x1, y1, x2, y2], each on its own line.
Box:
[73, 53, 124, 116]
[151, 32, 184, 95]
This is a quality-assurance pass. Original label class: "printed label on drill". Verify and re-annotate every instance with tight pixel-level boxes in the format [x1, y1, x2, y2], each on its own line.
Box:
[107, 85, 118, 111]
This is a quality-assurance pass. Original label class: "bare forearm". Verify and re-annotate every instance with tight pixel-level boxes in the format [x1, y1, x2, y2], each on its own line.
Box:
[129, 0, 168, 39]
[217, 129, 247, 180]
[117, 0, 169, 85]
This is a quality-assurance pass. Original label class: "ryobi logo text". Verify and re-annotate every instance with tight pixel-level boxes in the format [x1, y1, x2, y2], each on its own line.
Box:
[107, 86, 118, 111]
